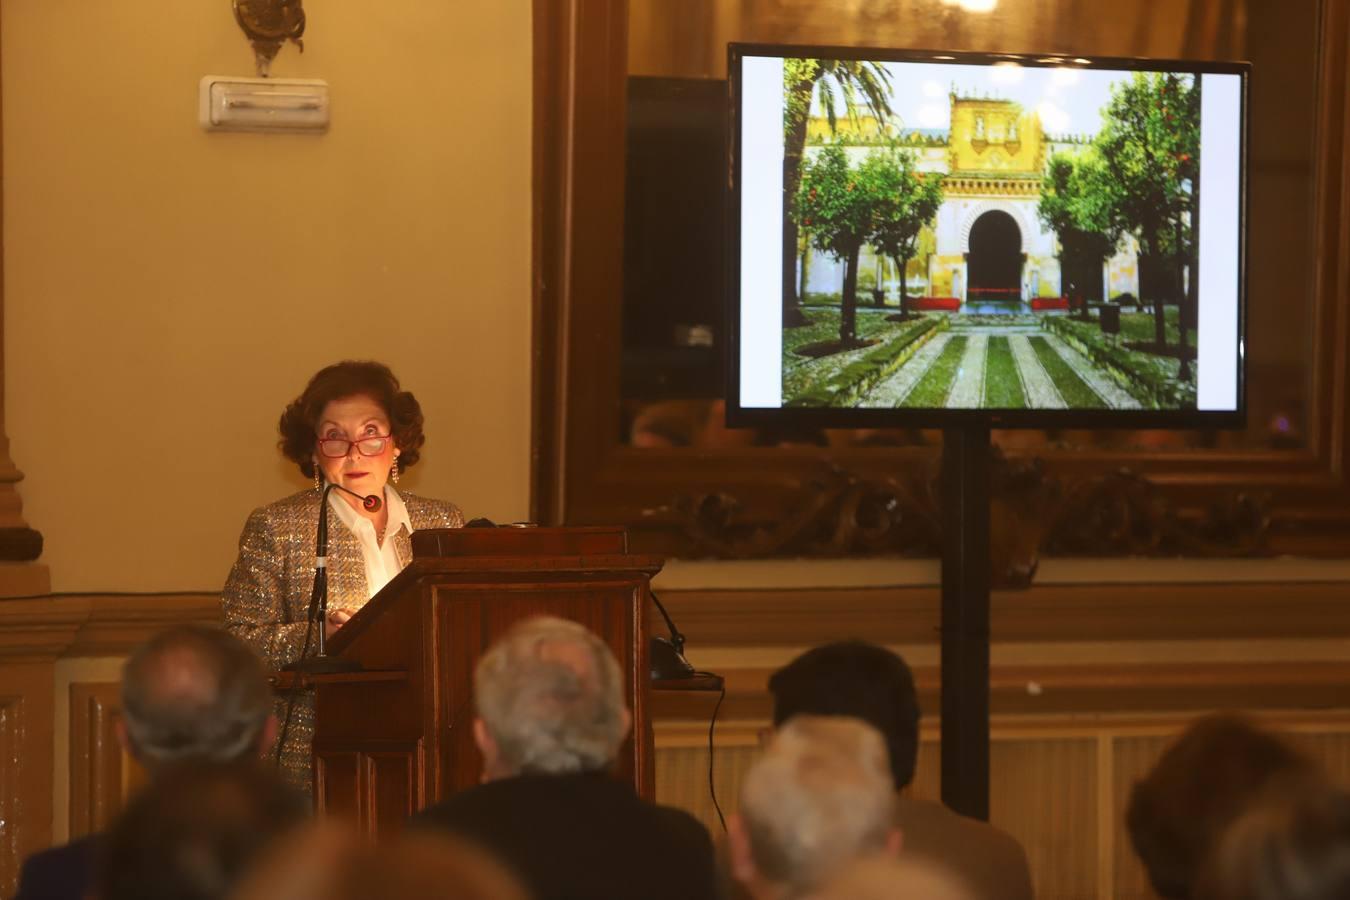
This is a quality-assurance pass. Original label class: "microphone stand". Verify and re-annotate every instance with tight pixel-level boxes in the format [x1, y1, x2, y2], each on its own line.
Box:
[282, 482, 364, 675]
[649, 590, 696, 680]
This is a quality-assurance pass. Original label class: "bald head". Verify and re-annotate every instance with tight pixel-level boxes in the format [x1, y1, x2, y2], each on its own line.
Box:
[121, 626, 274, 767]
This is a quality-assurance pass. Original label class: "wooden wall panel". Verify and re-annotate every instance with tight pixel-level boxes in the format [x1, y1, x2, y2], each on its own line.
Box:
[663, 581, 1350, 649]
[68, 682, 141, 839]
[0, 661, 57, 900]
[0, 693, 25, 900]
[994, 737, 1098, 900]
[1111, 734, 1169, 900]
[1286, 731, 1350, 782]
[653, 724, 759, 829]
[3, 588, 1350, 895]
[366, 748, 419, 835]
[657, 715, 1350, 900]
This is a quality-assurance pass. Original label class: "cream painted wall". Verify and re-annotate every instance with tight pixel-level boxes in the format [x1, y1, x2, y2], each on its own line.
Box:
[3, 1, 532, 592]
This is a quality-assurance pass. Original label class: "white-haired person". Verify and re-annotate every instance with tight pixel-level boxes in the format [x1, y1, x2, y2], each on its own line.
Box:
[768, 641, 1034, 900]
[728, 715, 902, 899]
[414, 616, 718, 900]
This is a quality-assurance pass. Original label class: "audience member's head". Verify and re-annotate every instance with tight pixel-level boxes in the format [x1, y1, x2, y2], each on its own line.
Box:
[231, 822, 531, 900]
[1194, 779, 1350, 900]
[98, 760, 307, 900]
[730, 716, 898, 899]
[1126, 713, 1319, 900]
[768, 641, 921, 789]
[805, 855, 974, 900]
[473, 616, 630, 779]
[120, 625, 275, 769]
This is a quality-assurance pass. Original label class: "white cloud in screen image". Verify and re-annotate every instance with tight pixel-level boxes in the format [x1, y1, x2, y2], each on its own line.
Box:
[1037, 100, 1072, 133]
[917, 104, 947, 127]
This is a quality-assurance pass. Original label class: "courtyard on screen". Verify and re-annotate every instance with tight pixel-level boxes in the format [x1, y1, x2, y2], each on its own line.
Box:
[736, 54, 1243, 413]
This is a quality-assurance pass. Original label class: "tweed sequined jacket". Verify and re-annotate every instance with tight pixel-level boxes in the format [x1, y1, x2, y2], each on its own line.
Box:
[221, 489, 463, 792]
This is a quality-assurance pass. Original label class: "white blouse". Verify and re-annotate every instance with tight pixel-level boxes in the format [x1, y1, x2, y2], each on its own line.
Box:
[327, 485, 414, 600]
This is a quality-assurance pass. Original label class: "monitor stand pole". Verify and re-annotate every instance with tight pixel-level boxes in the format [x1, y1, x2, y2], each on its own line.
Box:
[940, 423, 991, 821]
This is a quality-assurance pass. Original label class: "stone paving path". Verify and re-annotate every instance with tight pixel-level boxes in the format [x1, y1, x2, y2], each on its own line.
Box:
[840, 318, 1154, 410]
[1008, 335, 1067, 408]
[1041, 334, 1143, 410]
[946, 334, 989, 407]
[863, 332, 954, 406]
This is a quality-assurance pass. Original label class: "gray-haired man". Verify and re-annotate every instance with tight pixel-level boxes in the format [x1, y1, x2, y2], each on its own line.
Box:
[729, 716, 902, 899]
[16, 625, 278, 900]
[415, 615, 718, 900]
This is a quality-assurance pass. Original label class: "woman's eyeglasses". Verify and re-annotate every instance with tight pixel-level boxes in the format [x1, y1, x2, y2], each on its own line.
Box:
[316, 435, 392, 458]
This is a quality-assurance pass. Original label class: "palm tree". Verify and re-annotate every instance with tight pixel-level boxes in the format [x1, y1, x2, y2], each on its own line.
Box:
[782, 59, 893, 327]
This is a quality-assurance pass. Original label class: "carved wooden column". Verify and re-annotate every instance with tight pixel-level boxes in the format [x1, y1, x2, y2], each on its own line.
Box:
[0, 13, 49, 598]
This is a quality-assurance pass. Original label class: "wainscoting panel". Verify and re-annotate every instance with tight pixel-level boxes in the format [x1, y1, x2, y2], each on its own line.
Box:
[656, 714, 1350, 900]
[652, 723, 759, 830]
[68, 682, 140, 838]
[0, 693, 25, 900]
[993, 736, 1098, 900]
[4, 582, 1350, 894]
[1110, 733, 1170, 900]
[0, 659, 59, 900]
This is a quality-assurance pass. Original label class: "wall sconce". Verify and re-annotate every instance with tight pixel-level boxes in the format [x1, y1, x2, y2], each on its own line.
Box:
[233, 0, 306, 78]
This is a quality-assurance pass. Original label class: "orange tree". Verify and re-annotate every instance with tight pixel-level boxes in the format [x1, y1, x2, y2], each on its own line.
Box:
[1038, 151, 1122, 313]
[866, 144, 944, 319]
[1092, 72, 1200, 359]
[795, 144, 892, 346]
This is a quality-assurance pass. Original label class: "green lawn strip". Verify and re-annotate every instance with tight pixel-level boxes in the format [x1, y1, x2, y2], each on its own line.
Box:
[1044, 317, 1196, 408]
[900, 335, 967, 408]
[786, 316, 946, 407]
[1028, 336, 1106, 408]
[1120, 306, 1182, 346]
[983, 336, 1026, 409]
[782, 308, 900, 362]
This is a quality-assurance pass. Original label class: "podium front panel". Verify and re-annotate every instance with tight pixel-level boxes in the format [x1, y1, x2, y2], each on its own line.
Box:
[312, 542, 660, 831]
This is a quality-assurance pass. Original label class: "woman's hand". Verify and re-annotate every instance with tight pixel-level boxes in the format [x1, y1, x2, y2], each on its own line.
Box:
[325, 608, 353, 639]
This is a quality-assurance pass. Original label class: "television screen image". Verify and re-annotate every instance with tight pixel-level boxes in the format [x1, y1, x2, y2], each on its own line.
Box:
[729, 46, 1247, 428]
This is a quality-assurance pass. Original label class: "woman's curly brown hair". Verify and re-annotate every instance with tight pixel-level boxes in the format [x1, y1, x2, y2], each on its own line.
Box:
[278, 361, 425, 479]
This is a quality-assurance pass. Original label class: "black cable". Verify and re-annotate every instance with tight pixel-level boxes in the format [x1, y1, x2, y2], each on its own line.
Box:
[706, 678, 727, 833]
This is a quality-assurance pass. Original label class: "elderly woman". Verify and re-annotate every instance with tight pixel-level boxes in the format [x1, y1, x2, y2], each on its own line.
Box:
[221, 361, 463, 792]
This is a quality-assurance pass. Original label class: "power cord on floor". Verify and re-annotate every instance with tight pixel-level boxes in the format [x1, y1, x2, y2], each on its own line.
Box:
[700, 674, 727, 833]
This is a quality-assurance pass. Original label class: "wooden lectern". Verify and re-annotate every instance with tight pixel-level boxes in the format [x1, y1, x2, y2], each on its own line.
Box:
[306, 526, 662, 833]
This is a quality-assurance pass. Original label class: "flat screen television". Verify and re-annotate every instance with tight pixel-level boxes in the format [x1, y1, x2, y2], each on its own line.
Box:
[727, 44, 1248, 428]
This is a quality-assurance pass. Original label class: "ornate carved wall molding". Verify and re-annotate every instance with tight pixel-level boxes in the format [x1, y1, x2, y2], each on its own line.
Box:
[651, 454, 1268, 586]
